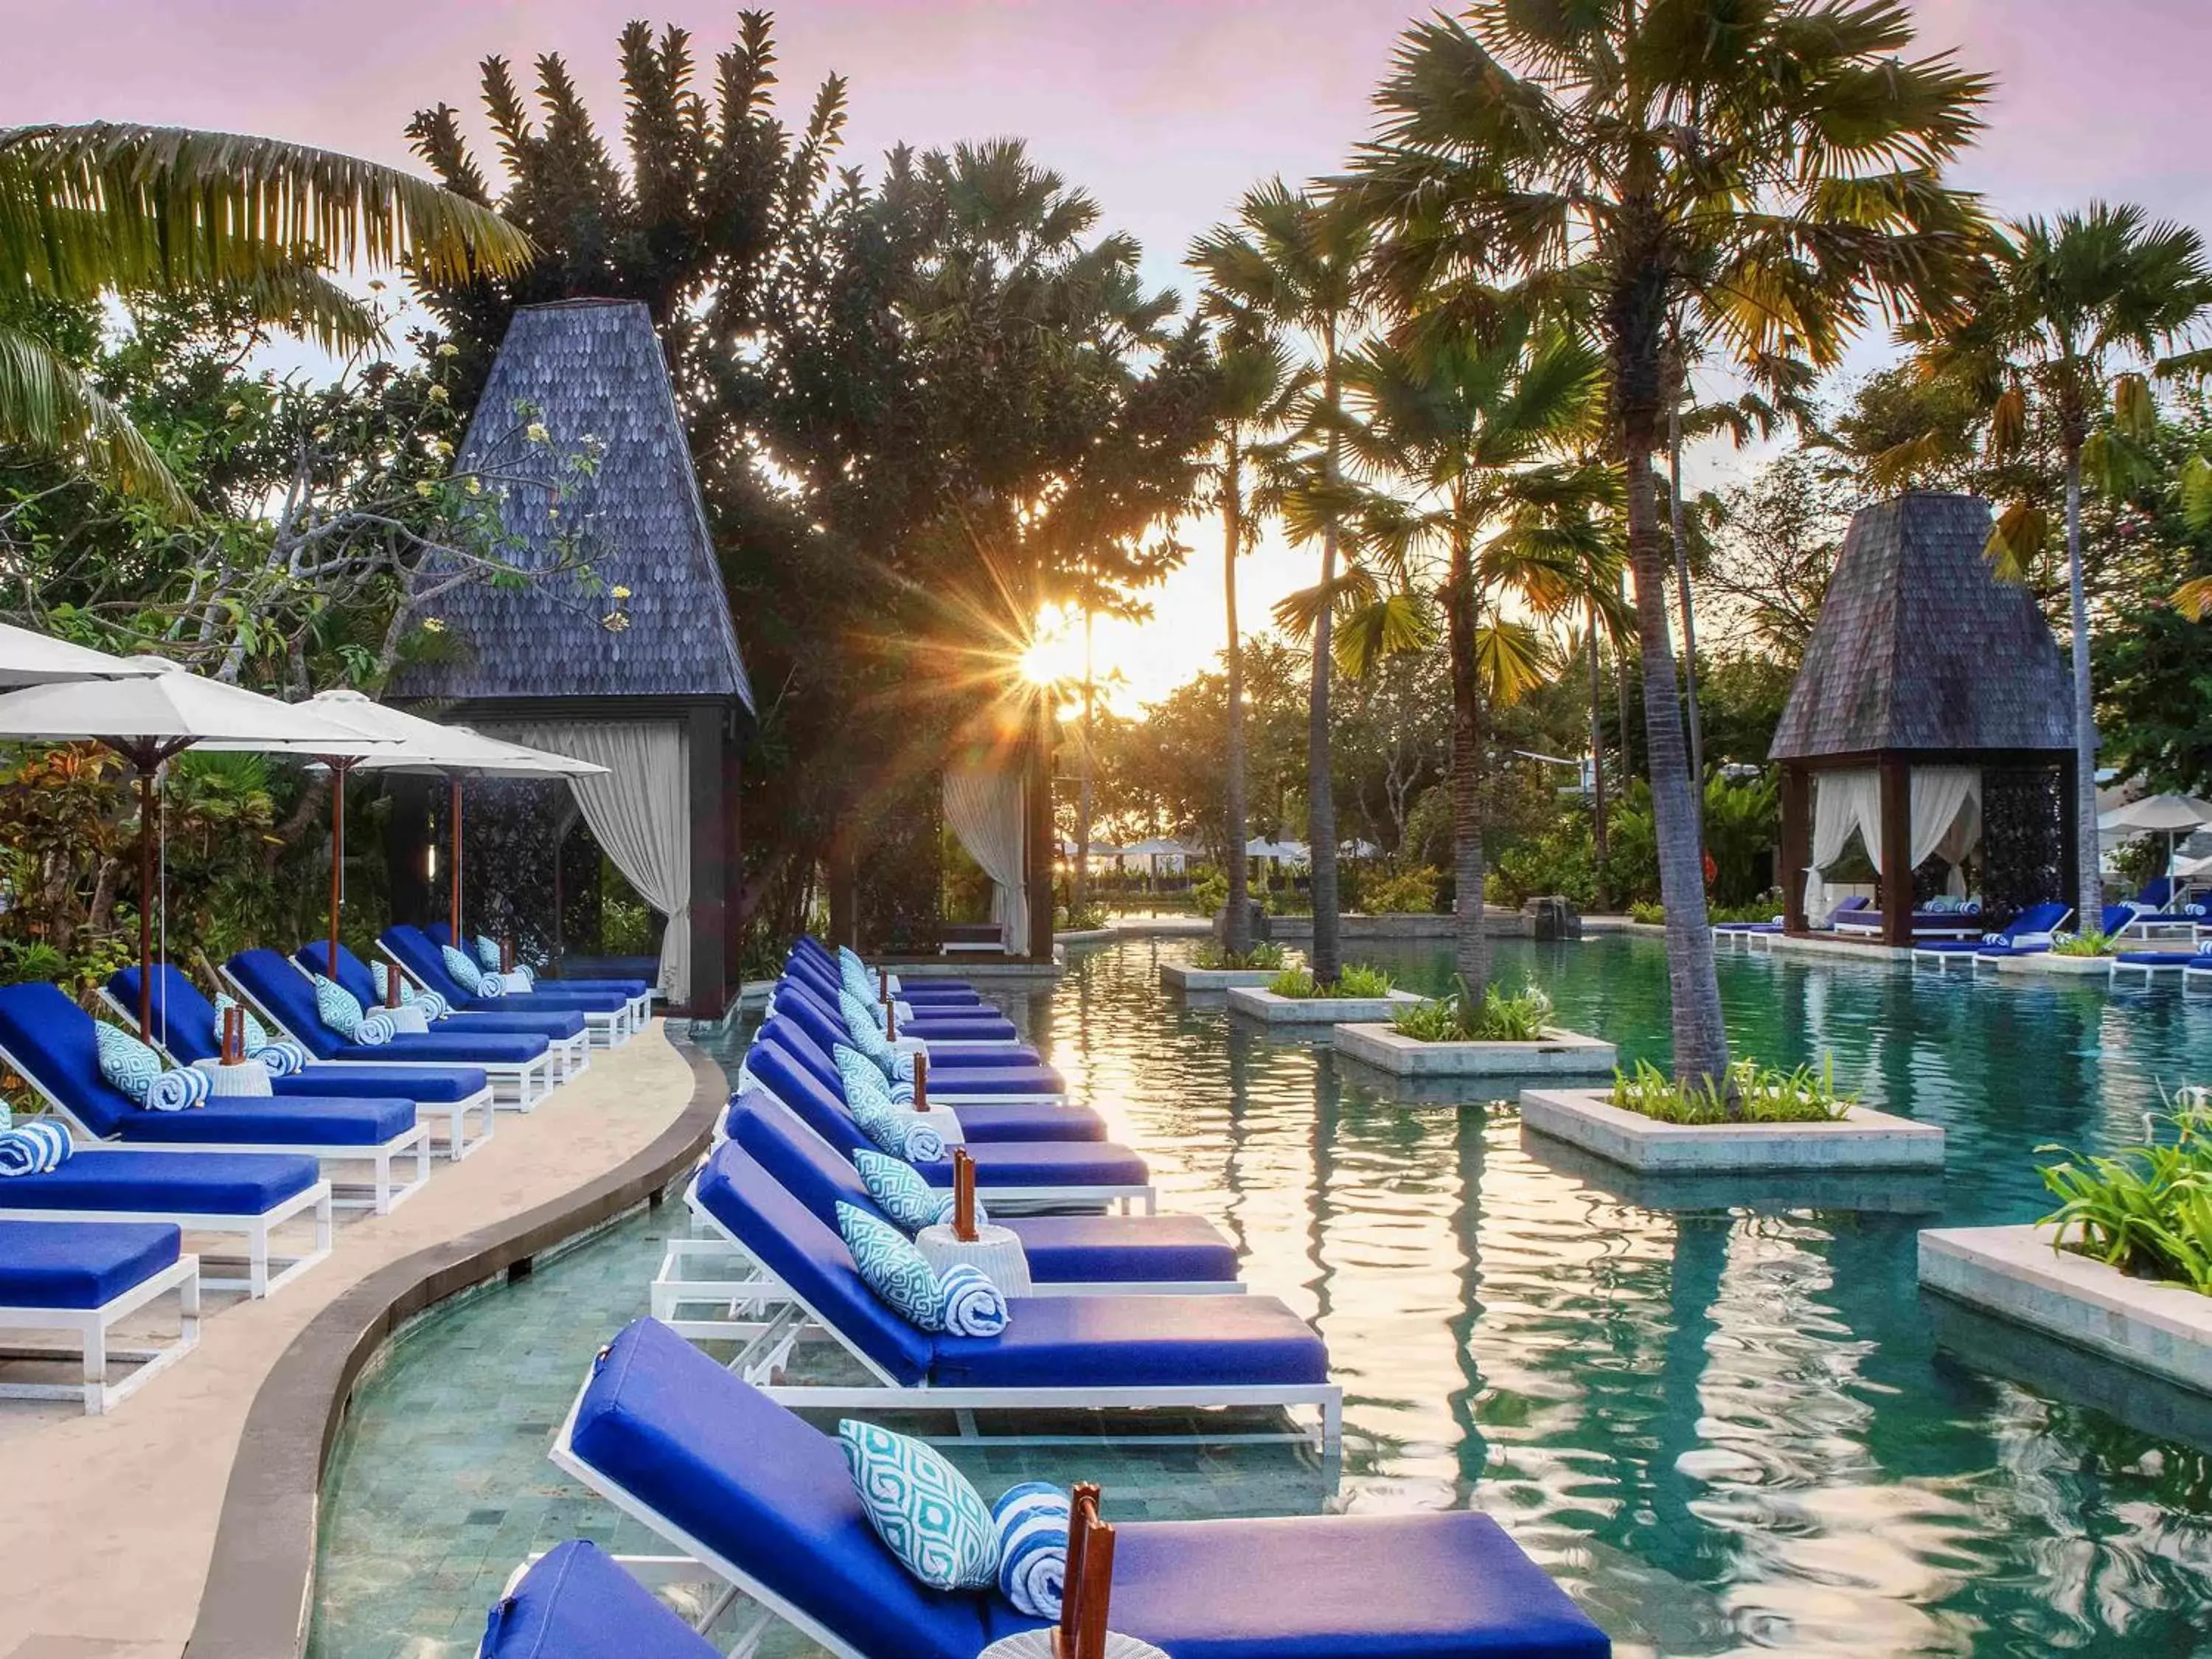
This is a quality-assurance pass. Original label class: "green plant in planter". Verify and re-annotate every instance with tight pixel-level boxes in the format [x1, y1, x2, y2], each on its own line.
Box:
[1607, 1056, 1854, 1124]
[2051, 931, 2117, 957]
[1267, 967, 1320, 998]
[1629, 900, 1665, 925]
[1393, 978, 1554, 1043]
[2037, 1096, 2212, 1293]
[1193, 941, 1286, 971]
[1266, 961, 1391, 999]
[1334, 964, 1395, 998]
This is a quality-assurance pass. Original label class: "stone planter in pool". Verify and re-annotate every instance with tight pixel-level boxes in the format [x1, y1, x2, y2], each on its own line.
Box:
[1518, 1087, 1944, 1174]
[1991, 953, 2115, 978]
[1334, 1022, 1615, 1078]
[1161, 963, 1281, 992]
[1531, 1131, 1944, 1214]
[1225, 987, 1431, 1026]
[1919, 1224, 2212, 1395]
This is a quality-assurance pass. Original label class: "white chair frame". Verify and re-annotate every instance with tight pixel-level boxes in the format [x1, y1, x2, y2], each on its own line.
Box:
[0, 1252, 201, 1415]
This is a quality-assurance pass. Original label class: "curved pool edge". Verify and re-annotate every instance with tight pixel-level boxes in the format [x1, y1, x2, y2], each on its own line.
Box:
[188, 1037, 727, 1659]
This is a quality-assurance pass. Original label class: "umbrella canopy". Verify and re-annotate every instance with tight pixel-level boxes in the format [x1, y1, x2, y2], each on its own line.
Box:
[0, 623, 167, 689]
[2098, 794, 2212, 835]
[1119, 838, 1191, 858]
[0, 661, 395, 1037]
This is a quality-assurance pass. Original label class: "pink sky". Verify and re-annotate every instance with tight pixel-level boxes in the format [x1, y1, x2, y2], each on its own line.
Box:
[10, 0, 2211, 703]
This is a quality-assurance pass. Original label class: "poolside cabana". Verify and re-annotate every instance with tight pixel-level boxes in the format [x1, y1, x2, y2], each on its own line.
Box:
[386, 299, 753, 1018]
[1771, 493, 2079, 947]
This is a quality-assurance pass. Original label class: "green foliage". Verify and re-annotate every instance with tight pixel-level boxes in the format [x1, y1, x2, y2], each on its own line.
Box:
[1056, 902, 1109, 933]
[1192, 940, 1285, 971]
[1608, 1057, 1855, 1125]
[1394, 977, 1552, 1043]
[1189, 869, 1228, 917]
[1629, 901, 1665, 925]
[2053, 931, 2118, 957]
[1267, 967, 1320, 999]
[2039, 1099, 2212, 1293]
[1360, 865, 1441, 914]
[1335, 964, 1395, 998]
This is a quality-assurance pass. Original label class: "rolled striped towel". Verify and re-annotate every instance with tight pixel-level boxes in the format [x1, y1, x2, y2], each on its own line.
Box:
[0, 1119, 71, 1176]
[900, 1118, 945, 1164]
[991, 1482, 1069, 1618]
[937, 1263, 1008, 1338]
[509, 963, 535, 989]
[355, 1009, 398, 1047]
[414, 989, 451, 1020]
[252, 1040, 310, 1077]
[932, 1191, 990, 1229]
[476, 973, 507, 998]
[145, 1066, 211, 1113]
[886, 1076, 916, 1105]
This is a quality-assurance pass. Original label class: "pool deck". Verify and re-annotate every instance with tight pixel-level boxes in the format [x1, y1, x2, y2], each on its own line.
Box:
[0, 1020, 714, 1659]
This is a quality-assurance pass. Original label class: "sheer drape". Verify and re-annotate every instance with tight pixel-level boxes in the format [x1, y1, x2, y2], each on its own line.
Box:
[1806, 769, 1879, 917]
[497, 720, 691, 999]
[1913, 767, 1983, 895]
[942, 766, 1027, 951]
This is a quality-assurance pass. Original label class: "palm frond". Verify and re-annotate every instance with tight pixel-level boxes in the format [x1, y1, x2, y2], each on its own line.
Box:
[1986, 499, 2049, 582]
[1334, 590, 1438, 678]
[1475, 618, 1551, 707]
[0, 321, 191, 515]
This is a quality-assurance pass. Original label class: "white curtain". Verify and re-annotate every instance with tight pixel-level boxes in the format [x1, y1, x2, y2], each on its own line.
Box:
[1913, 767, 1983, 896]
[943, 765, 1027, 952]
[1806, 769, 1880, 917]
[498, 720, 692, 1000]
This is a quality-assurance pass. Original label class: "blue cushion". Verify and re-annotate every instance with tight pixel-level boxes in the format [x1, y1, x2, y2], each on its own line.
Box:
[93, 1020, 163, 1106]
[380, 926, 472, 1002]
[838, 1419, 998, 1590]
[902, 1014, 1020, 1043]
[728, 1091, 874, 1219]
[296, 942, 590, 1040]
[457, 986, 628, 1016]
[927, 1062, 1068, 1093]
[925, 1141, 1149, 1192]
[933, 1102, 1105, 1143]
[567, 1320, 995, 1659]
[0, 1150, 319, 1214]
[0, 983, 177, 1138]
[481, 1540, 718, 1659]
[263, 1064, 490, 1105]
[931, 1292, 1326, 1389]
[293, 941, 383, 1012]
[838, 1203, 945, 1332]
[110, 1093, 416, 1149]
[1004, 1214, 1239, 1286]
[0, 1220, 181, 1310]
[692, 1144, 934, 1385]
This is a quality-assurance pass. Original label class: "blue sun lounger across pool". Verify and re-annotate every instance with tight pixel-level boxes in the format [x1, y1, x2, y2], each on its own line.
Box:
[0, 1221, 201, 1416]
[766, 978, 1056, 1085]
[105, 964, 496, 1162]
[782, 957, 1020, 1046]
[0, 982, 430, 1216]
[751, 1019, 1093, 1139]
[794, 934, 984, 1006]
[1909, 902, 2073, 970]
[294, 940, 589, 1085]
[532, 1318, 1607, 1658]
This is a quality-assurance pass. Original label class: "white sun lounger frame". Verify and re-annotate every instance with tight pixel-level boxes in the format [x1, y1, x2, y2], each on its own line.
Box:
[0, 1251, 201, 1416]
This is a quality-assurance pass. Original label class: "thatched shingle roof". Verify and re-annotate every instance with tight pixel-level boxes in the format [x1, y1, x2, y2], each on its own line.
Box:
[389, 299, 751, 709]
[1769, 493, 2074, 761]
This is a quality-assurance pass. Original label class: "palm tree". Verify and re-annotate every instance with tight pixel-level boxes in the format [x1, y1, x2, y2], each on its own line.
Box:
[1350, 2, 1989, 1088]
[1, 122, 531, 512]
[1336, 314, 1607, 988]
[1191, 182, 1371, 986]
[1905, 204, 2212, 919]
[1185, 313, 1305, 956]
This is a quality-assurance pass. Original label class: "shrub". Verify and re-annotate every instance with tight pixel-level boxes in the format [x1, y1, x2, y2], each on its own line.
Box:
[1629, 900, 1666, 925]
[1267, 967, 1320, 998]
[1607, 1057, 1854, 1124]
[1056, 902, 1108, 932]
[2038, 1096, 2212, 1293]
[1191, 869, 1228, 916]
[2052, 931, 2116, 958]
[1267, 962, 1391, 998]
[1393, 978, 1554, 1043]
[1362, 865, 1442, 914]
[1335, 963, 1395, 998]
[1193, 941, 1286, 971]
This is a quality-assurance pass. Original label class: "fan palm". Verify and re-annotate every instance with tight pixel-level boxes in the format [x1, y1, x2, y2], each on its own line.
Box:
[1334, 313, 1608, 988]
[1349, 1, 1989, 1088]
[1905, 204, 2212, 918]
[1190, 181, 1371, 984]
[0, 122, 532, 514]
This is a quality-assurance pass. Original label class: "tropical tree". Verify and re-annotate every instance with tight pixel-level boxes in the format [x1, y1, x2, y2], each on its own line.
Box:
[0, 122, 529, 511]
[1904, 204, 2212, 916]
[1351, 0, 1989, 1088]
[1191, 182, 1371, 984]
[1186, 306, 1304, 955]
[1335, 313, 1607, 987]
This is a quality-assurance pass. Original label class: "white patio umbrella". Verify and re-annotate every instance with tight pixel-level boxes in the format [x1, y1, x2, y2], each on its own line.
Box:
[2096, 793, 2212, 891]
[0, 662, 396, 1036]
[0, 622, 167, 689]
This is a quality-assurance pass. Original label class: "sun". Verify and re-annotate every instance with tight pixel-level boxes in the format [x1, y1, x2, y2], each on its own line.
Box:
[1018, 605, 1085, 687]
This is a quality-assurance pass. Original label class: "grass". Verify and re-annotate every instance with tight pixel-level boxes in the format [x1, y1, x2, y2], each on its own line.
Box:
[2039, 1094, 2212, 1293]
[1192, 941, 1287, 972]
[1392, 978, 1554, 1043]
[1265, 962, 1394, 999]
[2051, 931, 2117, 957]
[1607, 1056, 1855, 1125]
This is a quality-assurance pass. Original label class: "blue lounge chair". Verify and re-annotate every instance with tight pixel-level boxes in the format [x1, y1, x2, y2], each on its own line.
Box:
[744, 1041, 1152, 1213]
[105, 964, 497, 1162]
[2111, 939, 2212, 984]
[543, 1319, 1610, 1655]
[383, 925, 636, 1050]
[631, 1138, 1332, 1435]
[795, 934, 982, 1005]
[757, 1006, 1065, 1105]
[2116, 878, 2206, 939]
[655, 1096, 1238, 1329]
[785, 947, 987, 1015]
[751, 1020, 1095, 1139]
[0, 1221, 201, 1415]
[481, 1540, 720, 1659]
[1910, 902, 2072, 970]
[0, 983, 431, 1215]
[783, 957, 1020, 1046]
[422, 921, 653, 1029]
[769, 978, 1050, 1076]
[1834, 900, 1984, 940]
[223, 948, 557, 1110]
[293, 941, 589, 1085]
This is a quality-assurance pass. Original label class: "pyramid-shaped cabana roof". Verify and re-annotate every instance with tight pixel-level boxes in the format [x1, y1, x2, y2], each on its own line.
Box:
[1772, 493, 2082, 943]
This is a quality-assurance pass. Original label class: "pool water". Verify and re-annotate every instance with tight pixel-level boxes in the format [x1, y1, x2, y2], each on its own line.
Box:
[310, 934, 2212, 1658]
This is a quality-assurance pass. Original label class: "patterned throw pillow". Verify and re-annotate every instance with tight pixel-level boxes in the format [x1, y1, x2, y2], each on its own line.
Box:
[856, 1149, 945, 1232]
[93, 1021, 164, 1106]
[839, 988, 886, 1041]
[837, 1046, 914, 1110]
[476, 934, 503, 972]
[441, 945, 484, 995]
[836, 1202, 945, 1332]
[846, 1088, 914, 1160]
[212, 992, 271, 1056]
[312, 975, 366, 1041]
[936, 1264, 1008, 1338]
[992, 1482, 1071, 1618]
[838, 1419, 999, 1593]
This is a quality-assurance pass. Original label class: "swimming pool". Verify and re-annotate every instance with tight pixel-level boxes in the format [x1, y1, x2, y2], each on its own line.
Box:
[309, 933, 2212, 1657]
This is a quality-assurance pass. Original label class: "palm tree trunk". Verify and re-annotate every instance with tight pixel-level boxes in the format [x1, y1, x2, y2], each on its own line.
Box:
[1222, 443, 1252, 956]
[1625, 442, 1731, 1091]
[1668, 397, 1705, 813]
[1446, 540, 1489, 991]
[1307, 335, 1343, 984]
[1074, 605, 1094, 914]
[1587, 613, 1610, 908]
[1615, 568, 1636, 779]
[2065, 449, 2102, 919]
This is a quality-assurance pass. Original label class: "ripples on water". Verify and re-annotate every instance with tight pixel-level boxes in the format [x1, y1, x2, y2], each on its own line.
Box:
[1042, 936, 2212, 1658]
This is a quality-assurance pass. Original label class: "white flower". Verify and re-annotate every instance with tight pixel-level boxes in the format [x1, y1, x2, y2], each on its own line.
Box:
[415, 479, 436, 498]
[526, 421, 549, 444]
[428, 384, 450, 405]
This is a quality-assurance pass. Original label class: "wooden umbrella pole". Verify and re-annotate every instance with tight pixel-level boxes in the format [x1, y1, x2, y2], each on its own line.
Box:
[448, 775, 464, 941]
